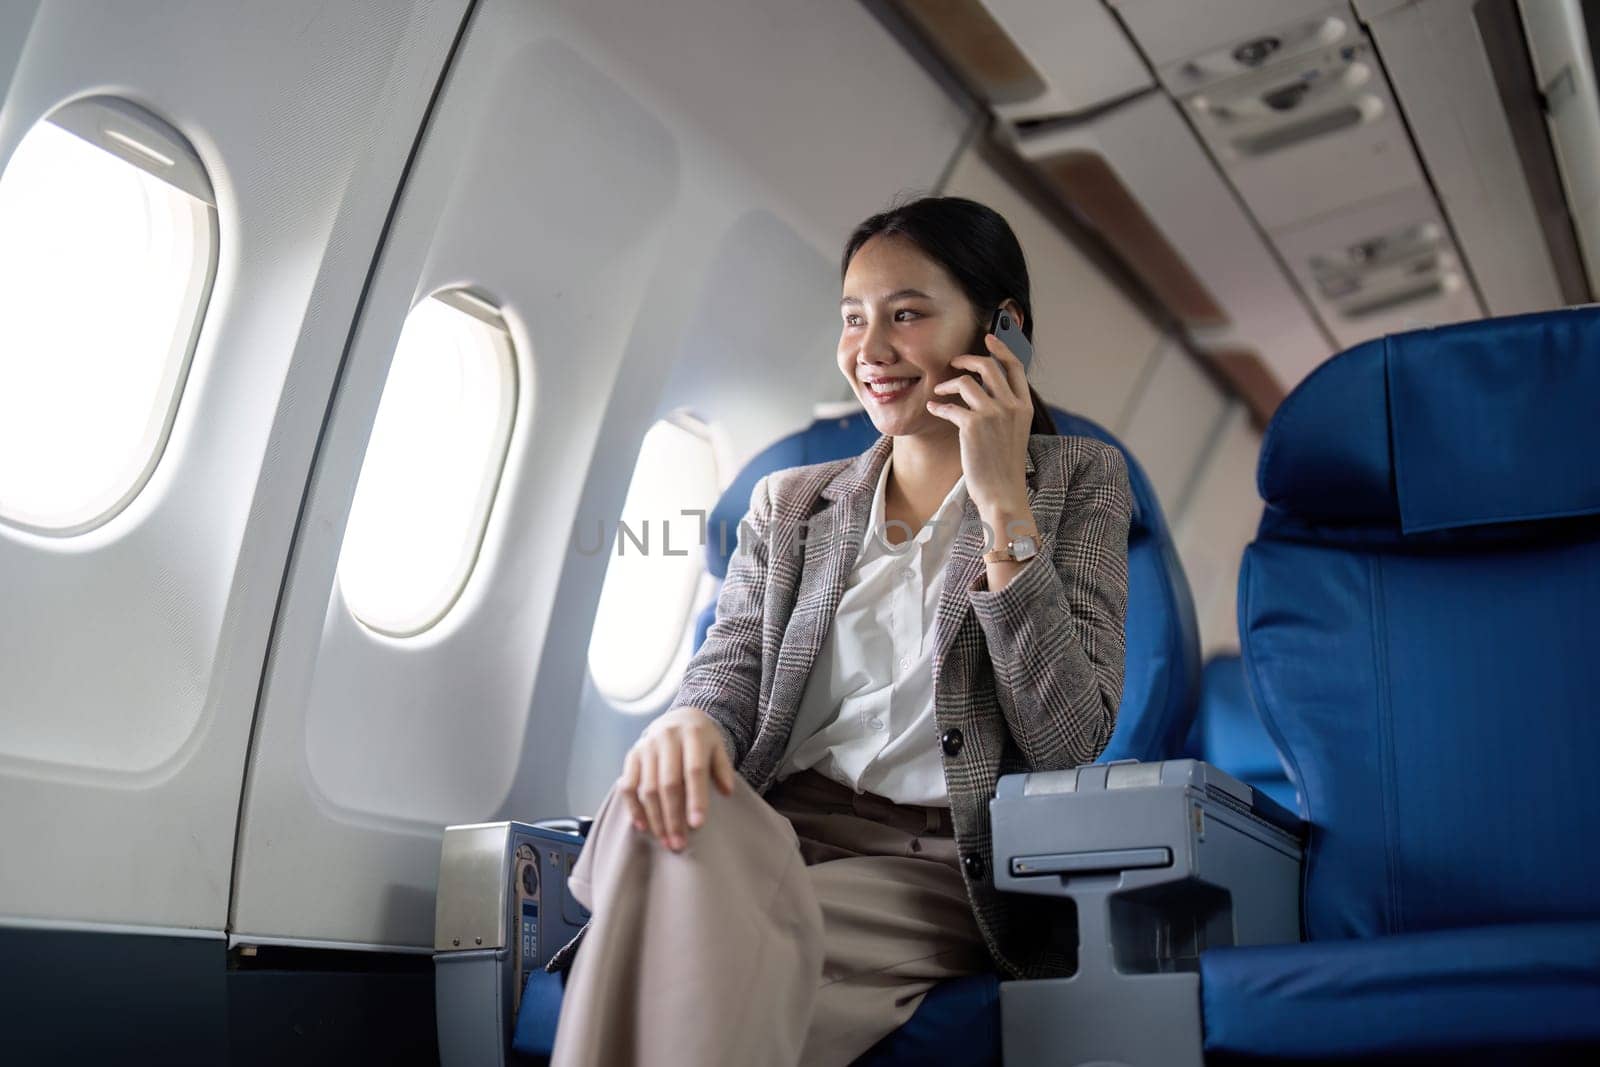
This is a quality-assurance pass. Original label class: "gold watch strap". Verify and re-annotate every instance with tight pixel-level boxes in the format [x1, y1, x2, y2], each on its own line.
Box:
[982, 525, 1041, 564]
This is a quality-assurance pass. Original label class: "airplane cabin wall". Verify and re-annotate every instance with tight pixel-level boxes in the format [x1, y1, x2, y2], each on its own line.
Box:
[0, 0, 472, 933]
[0, 3, 39, 98]
[230, 0, 973, 951]
[1171, 404, 1263, 660]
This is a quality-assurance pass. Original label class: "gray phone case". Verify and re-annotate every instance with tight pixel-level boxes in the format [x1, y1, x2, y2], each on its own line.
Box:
[990, 308, 1033, 373]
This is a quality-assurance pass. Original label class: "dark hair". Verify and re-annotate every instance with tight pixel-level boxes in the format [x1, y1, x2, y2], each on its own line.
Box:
[841, 195, 1057, 436]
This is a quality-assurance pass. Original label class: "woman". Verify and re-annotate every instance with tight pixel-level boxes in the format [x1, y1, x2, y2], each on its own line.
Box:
[548, 196, 1132, 1067]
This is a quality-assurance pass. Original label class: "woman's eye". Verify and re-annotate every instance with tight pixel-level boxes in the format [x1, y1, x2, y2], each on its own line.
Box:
[844, 314, 864, 327]
[894, 309, 920, 322]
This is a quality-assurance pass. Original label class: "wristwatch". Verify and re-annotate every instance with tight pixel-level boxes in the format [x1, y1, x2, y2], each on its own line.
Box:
[982, 531, 1040, 564]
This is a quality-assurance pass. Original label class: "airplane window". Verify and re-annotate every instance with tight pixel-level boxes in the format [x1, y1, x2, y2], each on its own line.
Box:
[588, 417, 719, 705]
[0, 97, 217, 534]
[337, 290, 518, 637]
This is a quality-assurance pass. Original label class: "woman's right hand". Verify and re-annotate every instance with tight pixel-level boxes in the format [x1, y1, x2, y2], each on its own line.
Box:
[618, 705, 737, 852]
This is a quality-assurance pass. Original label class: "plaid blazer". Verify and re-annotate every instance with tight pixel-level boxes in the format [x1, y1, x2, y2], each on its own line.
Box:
[550, 431, 1132, 980]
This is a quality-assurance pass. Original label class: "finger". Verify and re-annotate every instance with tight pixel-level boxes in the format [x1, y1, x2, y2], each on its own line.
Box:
[619, 749, 648, 831]
[932, 370, 990, 402]
[925, 398, 971, 428]
[636, 746, 666, 846]
[934, 373, 994, 412]
[952, 350, 1015, 402]
[682, 734, 711, 830]
[710, 741, 736, 796]
[656, 729, 687, 849]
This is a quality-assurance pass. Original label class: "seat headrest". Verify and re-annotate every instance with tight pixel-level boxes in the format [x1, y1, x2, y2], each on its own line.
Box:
[1258, 306, 1600, 537]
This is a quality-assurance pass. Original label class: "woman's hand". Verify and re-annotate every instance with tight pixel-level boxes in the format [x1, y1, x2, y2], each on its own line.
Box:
[618, 705, 736, 851]
[926, 332, 1033, 518]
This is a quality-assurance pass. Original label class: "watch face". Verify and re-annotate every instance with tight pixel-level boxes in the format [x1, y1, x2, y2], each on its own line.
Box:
[1011, 535, 1039, 560]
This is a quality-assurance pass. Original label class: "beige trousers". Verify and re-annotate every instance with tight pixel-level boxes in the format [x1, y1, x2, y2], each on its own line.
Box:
[548, 769, 991, 1067]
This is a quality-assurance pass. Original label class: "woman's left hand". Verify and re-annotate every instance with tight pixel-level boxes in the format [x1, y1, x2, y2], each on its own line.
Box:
[926, 332, 1033, 516]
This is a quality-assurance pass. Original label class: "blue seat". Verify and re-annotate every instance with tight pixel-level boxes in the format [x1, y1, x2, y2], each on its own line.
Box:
[1205, 307, 1600, 1063]
[1183, 654, 1298, 814]
[514, 405, 1201, 1065]
[513, 967, 1003, 1065]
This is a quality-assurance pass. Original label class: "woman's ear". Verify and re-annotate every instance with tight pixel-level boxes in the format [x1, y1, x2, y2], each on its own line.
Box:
[1000, 298, 1025, 334]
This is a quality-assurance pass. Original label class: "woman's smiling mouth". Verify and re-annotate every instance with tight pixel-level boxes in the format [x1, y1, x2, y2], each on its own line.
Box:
[863, 376, 919, 402]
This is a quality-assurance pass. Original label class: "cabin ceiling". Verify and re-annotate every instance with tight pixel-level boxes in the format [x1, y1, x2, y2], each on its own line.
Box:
[878, 0, 1596, 424]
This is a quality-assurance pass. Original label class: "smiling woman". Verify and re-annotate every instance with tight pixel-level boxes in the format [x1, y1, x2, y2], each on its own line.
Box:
[838, 196, 1058, 443]
[541, 195, 1132, 1067]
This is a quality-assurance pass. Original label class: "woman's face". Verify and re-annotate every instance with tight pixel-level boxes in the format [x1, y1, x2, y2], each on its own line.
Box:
[838, 235, 983, 439]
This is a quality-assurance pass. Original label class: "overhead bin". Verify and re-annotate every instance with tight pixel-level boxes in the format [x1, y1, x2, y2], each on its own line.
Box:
[891, 0, 1153, 121]
[1516, 0, 1600, 297]
[1175, 17, 1424, 231]
[1358, 0, 1580, 315]
[1010, 91, 1332, 402]
[1106, 0, 1485, 350]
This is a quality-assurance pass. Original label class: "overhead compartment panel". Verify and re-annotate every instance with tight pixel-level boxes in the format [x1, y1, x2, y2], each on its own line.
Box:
[1176, 18, 1425, 231]
[893, 0, 1153, 121]
[1013, 91, 1332, 395]
[1361, 0, 1574, 314]
[1108, 0, 1489, 351]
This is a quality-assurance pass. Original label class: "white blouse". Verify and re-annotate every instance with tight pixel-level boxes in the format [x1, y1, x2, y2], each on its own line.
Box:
[775, 453, 968, 807]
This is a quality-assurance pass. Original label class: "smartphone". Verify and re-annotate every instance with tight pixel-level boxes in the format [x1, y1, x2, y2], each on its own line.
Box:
[988, 307, 1033, 373]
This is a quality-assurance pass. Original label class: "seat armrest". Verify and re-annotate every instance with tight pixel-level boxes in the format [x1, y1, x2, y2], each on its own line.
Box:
[433, 820, 589, 1067]
[989, 759, 1305, 1067]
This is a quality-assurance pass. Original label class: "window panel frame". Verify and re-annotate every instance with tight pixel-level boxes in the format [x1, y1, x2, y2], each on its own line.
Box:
[0, 95, 219, 535]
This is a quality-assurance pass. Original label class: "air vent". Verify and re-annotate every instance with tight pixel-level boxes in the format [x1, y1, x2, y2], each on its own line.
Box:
[1310, 220, 1460, 321]
[1168, 15, 1429, 234]
[1188, 41, 1384, 162]
[1164, 13, 1350, 95]
[1271, 186, 1482, 347]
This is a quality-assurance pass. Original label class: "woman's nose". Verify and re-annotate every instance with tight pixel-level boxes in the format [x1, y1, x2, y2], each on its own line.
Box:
[855, 320, 895, 364]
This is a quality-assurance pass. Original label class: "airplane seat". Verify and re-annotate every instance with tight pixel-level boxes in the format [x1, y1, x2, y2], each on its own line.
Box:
[1181, 654, 1298, 815]
[1205, 306, 1600, 1063]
